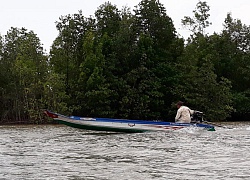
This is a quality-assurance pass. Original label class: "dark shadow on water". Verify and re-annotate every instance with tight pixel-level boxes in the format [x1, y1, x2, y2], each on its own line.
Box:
[80, 131, 129, 136]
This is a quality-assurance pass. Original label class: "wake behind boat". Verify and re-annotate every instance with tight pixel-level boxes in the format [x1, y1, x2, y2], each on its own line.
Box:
[44, 110, 215, 132]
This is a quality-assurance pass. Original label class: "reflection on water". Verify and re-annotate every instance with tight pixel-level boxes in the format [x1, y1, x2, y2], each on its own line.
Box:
[1, 123, 250, 180]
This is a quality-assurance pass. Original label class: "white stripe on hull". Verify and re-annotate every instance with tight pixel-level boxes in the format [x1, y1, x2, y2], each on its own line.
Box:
[55, 116, 187, 131]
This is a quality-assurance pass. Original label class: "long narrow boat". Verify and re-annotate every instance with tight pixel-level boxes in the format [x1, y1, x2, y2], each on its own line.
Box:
[44, 110, 215, 132]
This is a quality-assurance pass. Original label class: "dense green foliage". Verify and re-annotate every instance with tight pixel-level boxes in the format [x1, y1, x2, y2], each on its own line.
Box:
[0, 0, 250, 124]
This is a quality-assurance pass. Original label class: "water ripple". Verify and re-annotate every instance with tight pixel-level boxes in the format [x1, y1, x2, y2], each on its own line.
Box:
[1, 123, 250, 179]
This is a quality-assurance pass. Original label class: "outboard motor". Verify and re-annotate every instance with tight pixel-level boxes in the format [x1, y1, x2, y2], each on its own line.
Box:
[191, 111, 204, 123]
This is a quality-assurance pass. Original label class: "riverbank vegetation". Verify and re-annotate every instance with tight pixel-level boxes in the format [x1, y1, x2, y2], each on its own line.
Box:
[0, 0, 250, 124]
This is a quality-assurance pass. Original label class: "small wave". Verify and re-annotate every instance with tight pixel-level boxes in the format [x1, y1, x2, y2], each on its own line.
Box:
[175, 126, 205, 134]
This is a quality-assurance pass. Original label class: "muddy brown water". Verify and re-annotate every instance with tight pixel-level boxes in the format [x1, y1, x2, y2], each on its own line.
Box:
[1, 122, 250, 180]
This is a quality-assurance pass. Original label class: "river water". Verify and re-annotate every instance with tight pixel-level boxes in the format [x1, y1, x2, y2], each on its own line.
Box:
[0, 122, 250, 180]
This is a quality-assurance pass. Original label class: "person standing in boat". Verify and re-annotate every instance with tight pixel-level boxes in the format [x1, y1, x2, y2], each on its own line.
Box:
[175, 101, 194, 123]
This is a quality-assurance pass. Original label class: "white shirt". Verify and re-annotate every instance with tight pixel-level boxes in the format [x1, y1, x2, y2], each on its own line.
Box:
[175, 106, 194, 123]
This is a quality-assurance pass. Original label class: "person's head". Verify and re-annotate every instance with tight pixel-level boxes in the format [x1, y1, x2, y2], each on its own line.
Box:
[176, 101, 184, 109]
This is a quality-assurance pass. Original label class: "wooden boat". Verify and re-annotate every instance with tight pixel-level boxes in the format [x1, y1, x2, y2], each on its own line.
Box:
[44, 110, 215, 133]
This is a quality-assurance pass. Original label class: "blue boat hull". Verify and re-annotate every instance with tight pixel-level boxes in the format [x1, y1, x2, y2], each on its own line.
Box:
[44, 110, 215, 132]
